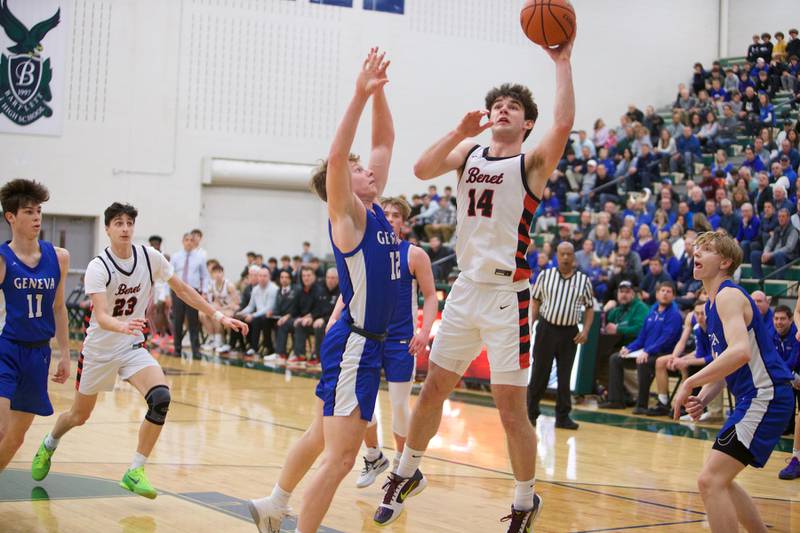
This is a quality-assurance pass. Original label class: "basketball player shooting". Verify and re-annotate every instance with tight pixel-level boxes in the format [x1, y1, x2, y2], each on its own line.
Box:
[373, 34, 576, 533]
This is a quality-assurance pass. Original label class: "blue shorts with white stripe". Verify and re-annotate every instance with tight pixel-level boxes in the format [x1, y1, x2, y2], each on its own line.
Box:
[316, 320, 383, 422]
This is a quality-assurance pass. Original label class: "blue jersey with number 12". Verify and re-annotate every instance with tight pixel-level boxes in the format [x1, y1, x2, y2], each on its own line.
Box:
[0, 241, 60, 343]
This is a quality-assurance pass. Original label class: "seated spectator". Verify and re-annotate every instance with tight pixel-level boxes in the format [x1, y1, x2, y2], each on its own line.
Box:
[614, 147, 635, 180]
[410, 194, 438, 239]
[774, 139, 800, 170]
[782, 55, 799, 92]
[575, 239, 595, 274]
[717, 198, 740, 236]
[616, 238, 643, 278]
[236, 266, 278, 357]
[715, 104, 739, 150]
[752, 290, 776, 338]
[742, 145, 767, 174]
[310, 268, 340, 364]
[627, 144, 658, 191]
[591, 223, 614, 259]
[641, 258, 672, 304]
[788, 28, 800, 61]
[592, 118, 609, 147]
[655, 129, 676, 172]
[737, 203, 761, 258]
[657, 239, 681, 280]
[572, 129, 596, 158]
[199, 264, 240, 353]
[272, 270, 297, 361]
[427, 236, 455, 282]
[773, 305, 798, 366]
[697, 111, 719, 152]
[740, 86, 761, 134]
[633, 224, 658, 266]
[724, 69, 739, 93]
[672, 126, 702, 178]
[595, 281, 649, 390]
[569, 159, 597, 211]
[703, 199, 720, 230]
[601, 281, 683, 412]
[230, 265, 259, 351]
[772, 181, 794, 214]
[758, 92, 775, 126]
[535, 204, 558, 234]
[675, 86, 696, 112]
[780, 155, 799, 185]
[424, 196, 456, 242]
[708, 78, 728, 103]
[751, 208, 800, 279]
[593, 162, 618, 207]
[649, 299, 712, 416]
[290, 255, 303, 287]
[285, 266, 324, 365]
[651, 209, 671, 241]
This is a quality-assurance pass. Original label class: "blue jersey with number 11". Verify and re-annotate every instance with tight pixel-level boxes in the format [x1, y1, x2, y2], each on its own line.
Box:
[0, 241, 60, 343]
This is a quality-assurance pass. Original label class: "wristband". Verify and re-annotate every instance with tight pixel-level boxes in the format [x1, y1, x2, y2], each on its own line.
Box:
[213, 311, 224, 322]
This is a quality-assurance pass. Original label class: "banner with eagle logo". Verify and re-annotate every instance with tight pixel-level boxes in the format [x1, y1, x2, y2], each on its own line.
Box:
[0, 0, 68, 135]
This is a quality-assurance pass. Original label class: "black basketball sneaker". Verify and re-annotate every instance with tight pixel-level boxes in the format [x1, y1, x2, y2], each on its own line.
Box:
[501, 493, 543, 532]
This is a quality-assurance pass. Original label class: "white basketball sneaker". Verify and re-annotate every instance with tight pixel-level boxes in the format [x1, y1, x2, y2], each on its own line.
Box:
[247, 497, 290, 533]
[356, 453, 390, 489]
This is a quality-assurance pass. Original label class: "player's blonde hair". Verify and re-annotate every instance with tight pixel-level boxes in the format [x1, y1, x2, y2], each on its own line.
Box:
[694, 230, 743, 276]
[380, 196, 411, 221]
[309, 153, 361, 202]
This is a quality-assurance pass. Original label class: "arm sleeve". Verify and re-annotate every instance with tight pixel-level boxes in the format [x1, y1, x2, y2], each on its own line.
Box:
[148, 247, 175, 283]
[84, 259, 108, 295]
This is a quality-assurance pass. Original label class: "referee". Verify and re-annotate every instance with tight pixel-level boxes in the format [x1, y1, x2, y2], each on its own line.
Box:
[528, 241, 595, 430]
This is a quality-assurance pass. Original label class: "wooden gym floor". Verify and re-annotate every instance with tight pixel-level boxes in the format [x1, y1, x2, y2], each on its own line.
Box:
[1, 352, 799, 533]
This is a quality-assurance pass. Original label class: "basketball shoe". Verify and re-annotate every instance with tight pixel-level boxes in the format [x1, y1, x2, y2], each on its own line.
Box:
[500, 493, 543, 533]
[373, 469, 427, 526]
[120, 467, 158, 499]
[31, 439, 55, 481]
[356, 453, 390, 488]
[248, 496, 291, 533]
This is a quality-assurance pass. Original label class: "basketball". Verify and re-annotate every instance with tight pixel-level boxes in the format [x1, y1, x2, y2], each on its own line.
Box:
[520, 0, 576, 47]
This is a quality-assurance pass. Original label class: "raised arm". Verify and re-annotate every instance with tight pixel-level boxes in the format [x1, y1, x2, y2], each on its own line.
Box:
[369, 84, 395, 196]
[413, 112, 492, 181]
[408, 246, 438, 355]
[167, 276, 248, 334]
[51, 248, 71, 383]
[525, 38, 576, 197]
[328, 48, 390, 251]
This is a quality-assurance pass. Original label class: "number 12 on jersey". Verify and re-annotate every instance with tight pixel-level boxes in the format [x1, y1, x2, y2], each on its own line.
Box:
[390, 251, 401, 280]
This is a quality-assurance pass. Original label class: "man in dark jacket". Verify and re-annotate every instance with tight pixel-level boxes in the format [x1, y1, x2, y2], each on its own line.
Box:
[286, 266, 324, 364]
[601, 282, 683, 413]
[273, 270, 298, 361]
[309, 268, 340, 364]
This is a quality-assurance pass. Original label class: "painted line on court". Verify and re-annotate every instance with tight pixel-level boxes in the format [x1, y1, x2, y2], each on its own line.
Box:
[572, 519, 706, 532]
[169, 398, 713, 520]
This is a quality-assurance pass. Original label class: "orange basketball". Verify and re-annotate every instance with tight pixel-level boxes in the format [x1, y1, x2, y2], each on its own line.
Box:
[520, 0, 576, 48]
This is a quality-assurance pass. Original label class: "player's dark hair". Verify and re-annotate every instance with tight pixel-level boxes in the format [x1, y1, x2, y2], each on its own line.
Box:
[775, 305, 792, 318]
[484, 83, 538, 140]
[210, 264, 224, 272]
[0, 179, 49, 219]
[657, 280, 676, 294]
[104, 202, 138, 226]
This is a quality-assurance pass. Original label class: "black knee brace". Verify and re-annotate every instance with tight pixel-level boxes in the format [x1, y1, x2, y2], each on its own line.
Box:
[145, 385, 171, 426]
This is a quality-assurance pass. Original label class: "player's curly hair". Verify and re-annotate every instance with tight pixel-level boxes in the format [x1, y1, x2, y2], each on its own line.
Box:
[0, 179, 49, 219]
[310, 153, 361, 202]
[484, 83, 538, 140]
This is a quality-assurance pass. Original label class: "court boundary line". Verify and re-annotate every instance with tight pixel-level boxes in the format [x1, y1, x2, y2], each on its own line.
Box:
[572, 519, 707, 532]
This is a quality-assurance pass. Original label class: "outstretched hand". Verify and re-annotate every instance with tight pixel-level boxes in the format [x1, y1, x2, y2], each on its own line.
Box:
[221, 315, 249, 336]
[455, 110, 494, 138]
[541, 33, 575, 63]
[356, 47, 390, 96]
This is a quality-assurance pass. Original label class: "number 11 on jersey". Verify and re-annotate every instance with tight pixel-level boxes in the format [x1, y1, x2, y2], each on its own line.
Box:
[390, 251, 401, 280]
[27, 293, 43, 318]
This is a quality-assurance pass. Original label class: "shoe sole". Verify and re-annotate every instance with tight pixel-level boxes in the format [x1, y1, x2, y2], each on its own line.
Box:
[247, 500, 271, 533]
[531, 496, 544, 525]
[119, 480, 157, 500]
[31, 468, 50, 482]
[356, 459, 391, 489]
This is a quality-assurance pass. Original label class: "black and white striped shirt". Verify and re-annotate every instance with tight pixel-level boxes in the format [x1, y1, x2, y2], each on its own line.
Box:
[531, 267, 594, 326]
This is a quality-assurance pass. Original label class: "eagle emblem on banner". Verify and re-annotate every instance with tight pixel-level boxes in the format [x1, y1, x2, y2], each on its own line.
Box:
[0, 0, 60, 126]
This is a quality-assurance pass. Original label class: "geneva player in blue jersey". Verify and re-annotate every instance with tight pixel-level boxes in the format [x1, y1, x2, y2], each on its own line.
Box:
[673, 230, 794, 532]
[248, 48, 399, 533]
[0, 179, 71, 473]
[325, 197, 437, 488]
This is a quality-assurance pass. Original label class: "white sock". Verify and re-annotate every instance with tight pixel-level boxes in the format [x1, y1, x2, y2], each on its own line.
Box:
[658, 394, 669, 405]
[130, 452, 147, 470]
[793, 449, 800, 459]
[365, 447, 381, 462]
[392, 451, 402, 471]
[396, 446, 424, 478]
[513, 478, 536, 511]
[44, 433, 59, 451]
[271, 483, 291, 509]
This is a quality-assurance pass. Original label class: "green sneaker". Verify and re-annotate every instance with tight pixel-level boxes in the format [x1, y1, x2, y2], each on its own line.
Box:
[31, 440, 55, 481]
[119, 467, 158, 499]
